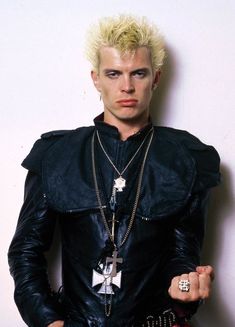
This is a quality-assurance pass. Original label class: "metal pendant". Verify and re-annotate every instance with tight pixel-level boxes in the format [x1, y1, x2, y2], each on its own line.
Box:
[92, 263, 122, 295]
[114, 176, 126, 192]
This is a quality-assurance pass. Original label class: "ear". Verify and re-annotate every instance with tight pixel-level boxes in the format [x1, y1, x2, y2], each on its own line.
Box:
[152, 70, 161, 90]
[91, 70, 101, 92]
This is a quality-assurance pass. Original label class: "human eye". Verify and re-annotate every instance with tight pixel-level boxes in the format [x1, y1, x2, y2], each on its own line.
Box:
[105, 70, 120, 79]
[133, 69, 148, 79]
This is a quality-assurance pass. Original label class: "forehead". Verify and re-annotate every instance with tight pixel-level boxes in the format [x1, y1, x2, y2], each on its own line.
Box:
[98, 46, 152, 70]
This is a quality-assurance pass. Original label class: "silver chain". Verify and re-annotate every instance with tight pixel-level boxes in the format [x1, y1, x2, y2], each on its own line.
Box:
[91, 128, 154, 247]
[96, 127, 153, 177]
[91, 128, 154, 316]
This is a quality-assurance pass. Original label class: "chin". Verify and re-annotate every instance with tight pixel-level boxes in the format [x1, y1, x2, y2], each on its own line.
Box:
[117, 107, 140, 118]
[117, 112, 146, 123]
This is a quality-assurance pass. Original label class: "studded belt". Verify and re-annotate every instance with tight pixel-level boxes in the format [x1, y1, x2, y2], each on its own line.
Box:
[134, 308, 190, 327]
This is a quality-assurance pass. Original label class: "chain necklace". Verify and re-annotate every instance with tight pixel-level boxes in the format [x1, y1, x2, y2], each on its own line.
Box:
[91, 127, 154, 316]
[96, 127, 153, 193]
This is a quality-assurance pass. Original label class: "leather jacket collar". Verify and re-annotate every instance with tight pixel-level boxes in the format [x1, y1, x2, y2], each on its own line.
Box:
[94, 112, 153, 141]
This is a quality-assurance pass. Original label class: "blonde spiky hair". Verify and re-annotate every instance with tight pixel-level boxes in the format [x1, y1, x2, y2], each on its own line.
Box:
[85, 14, 165, 72]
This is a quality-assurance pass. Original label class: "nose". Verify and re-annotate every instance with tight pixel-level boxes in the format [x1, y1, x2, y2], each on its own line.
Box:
[121, 76, 135, 93]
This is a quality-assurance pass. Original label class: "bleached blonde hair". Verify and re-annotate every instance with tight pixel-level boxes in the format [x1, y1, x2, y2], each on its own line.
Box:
[85, 14, 165, 72]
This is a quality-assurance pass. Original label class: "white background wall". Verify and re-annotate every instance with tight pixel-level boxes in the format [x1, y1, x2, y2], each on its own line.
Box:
[1, 1, 235, 326]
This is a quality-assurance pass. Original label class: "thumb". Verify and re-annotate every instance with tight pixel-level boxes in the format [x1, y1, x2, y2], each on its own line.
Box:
[196, 265, 215, 280]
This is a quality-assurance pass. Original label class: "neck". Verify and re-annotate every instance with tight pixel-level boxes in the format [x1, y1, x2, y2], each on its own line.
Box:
[104, 113, 149, 141]
[118, 124, 147, 141]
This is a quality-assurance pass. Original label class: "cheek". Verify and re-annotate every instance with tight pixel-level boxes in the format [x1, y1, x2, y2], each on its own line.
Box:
[102, 88, 114, 99]
[100, 81, 117, 95]
[141, 84, 153, 98]
[136, 80, 152, 91]
[100, 86, 116, 104]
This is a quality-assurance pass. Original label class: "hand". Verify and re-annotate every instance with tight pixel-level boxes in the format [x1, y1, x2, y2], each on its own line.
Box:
[168, 265, 214, 302]
[48, 321, 64, 327]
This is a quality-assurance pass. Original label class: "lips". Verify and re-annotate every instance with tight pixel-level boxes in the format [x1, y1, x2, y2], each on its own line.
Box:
[116, 99, 138, 106]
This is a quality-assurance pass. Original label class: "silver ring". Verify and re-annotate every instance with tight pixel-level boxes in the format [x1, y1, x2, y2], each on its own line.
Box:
[178, 279, 190, 292]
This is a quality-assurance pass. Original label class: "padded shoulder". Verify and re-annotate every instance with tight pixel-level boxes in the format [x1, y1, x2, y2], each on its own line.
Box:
[22, 129, 75, 174]
[158, 127, 221, 192]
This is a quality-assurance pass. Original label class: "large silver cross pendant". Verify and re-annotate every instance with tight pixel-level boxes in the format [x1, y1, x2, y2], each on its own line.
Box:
[92, 250, 123, 295]
[92, 264, 122, 295]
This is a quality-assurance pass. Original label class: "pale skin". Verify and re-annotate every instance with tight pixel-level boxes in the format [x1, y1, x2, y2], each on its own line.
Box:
[48, 46, 214, 327]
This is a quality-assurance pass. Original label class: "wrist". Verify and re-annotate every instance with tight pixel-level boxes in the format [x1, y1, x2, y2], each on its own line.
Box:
[47, 321, 64, 327]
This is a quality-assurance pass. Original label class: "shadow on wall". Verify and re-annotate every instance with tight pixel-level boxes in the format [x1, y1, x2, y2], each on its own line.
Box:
[192, 164, 235, 327]
[150, 45, 176, 125]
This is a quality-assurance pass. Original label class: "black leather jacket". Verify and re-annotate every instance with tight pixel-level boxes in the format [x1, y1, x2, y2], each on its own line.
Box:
[8, 117, 220, 327]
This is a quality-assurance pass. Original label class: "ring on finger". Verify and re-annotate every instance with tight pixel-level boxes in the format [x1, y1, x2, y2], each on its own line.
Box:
[178, 279, 190, 292]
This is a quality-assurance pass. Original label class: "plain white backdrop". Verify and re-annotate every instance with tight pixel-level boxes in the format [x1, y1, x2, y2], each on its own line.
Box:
[1, 1, 235, 326]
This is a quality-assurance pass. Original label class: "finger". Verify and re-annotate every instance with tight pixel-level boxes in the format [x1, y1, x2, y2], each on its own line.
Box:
[169, 272, 205, 302]
[196, 265, 212, 274]
[196, 265, 215, 280]
[177, 273, 190, 294]
[198, 272, 211, 299]
[168, 275, 181, 297]
[188, 272, 200, 301]
[169, 274, 191, 301]
[168, 274, 182, 298]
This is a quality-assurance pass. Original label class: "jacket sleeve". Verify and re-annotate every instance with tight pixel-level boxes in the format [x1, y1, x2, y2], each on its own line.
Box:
[8, 172, 64, 327]
[162, 188, 212, 318]
[166, 189, 209, 279]
[161, 133, 221, 318]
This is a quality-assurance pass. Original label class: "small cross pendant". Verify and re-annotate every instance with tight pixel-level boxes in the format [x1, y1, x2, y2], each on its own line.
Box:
[106, 250, 123, 277]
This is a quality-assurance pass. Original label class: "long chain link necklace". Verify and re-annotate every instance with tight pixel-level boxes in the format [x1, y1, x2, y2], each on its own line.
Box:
[91, 127, 154, 317]
[96, 128, 153, 193]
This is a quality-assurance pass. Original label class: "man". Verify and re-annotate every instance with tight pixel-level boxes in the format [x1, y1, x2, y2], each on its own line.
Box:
[8, 15, 220, 327]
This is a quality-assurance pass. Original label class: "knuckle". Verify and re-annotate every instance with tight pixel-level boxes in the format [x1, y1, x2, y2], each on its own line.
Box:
[181, 273, 189, 279]
[206, 265, 213, 271]
[172, 276, 179, 283]
[189, 272, 198, 278]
